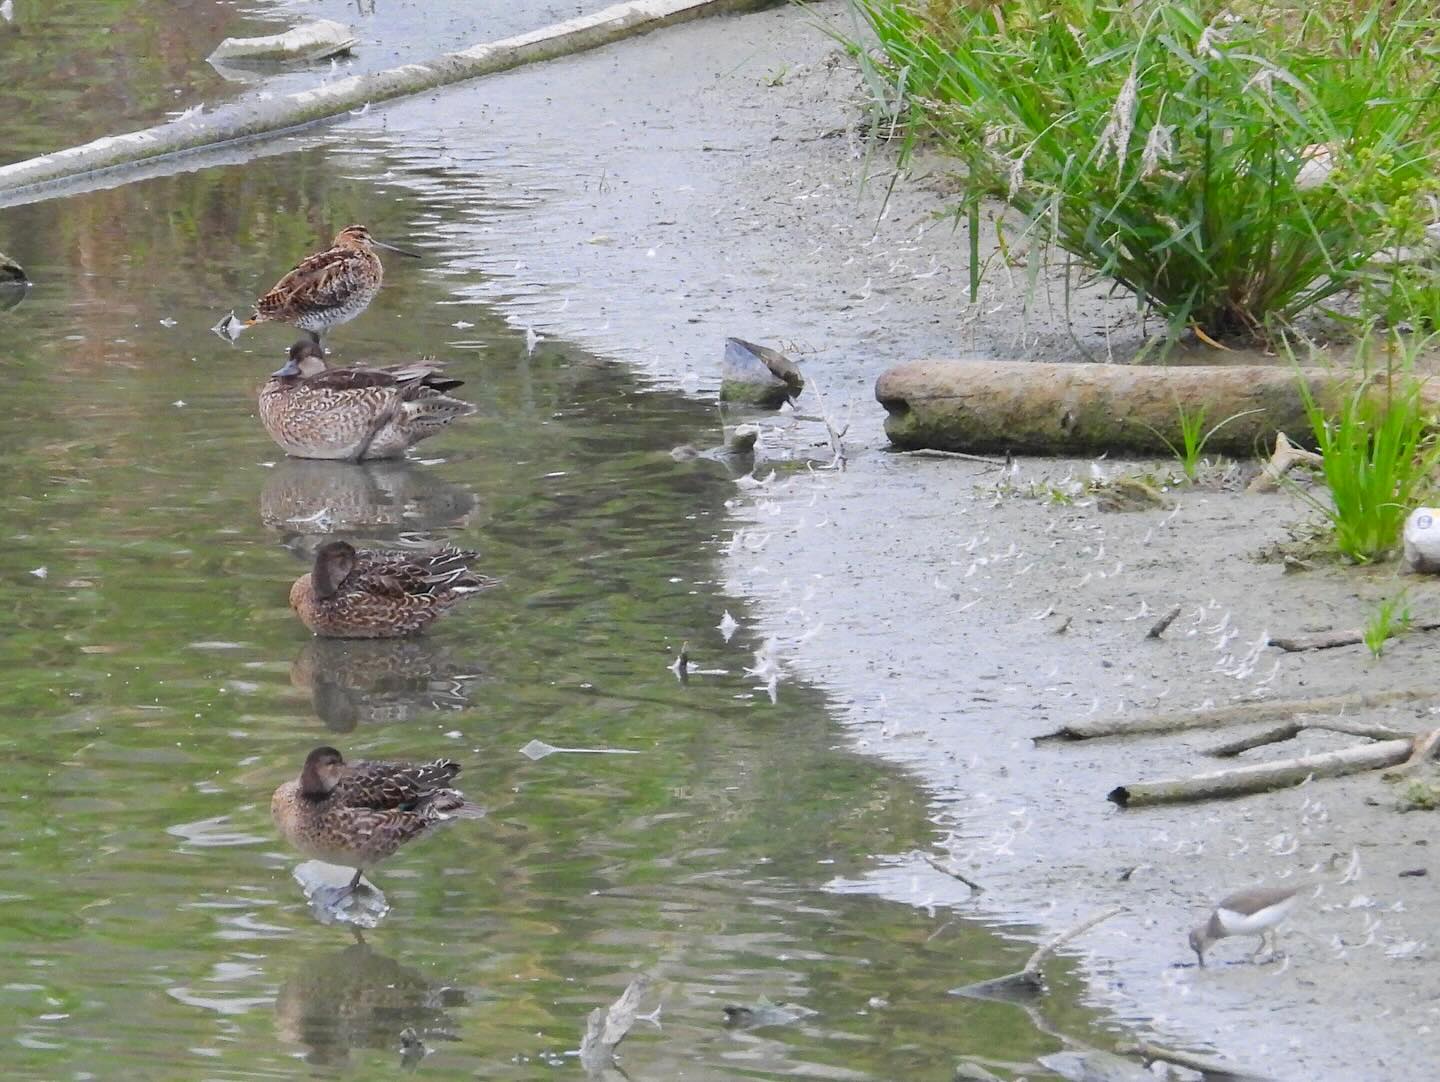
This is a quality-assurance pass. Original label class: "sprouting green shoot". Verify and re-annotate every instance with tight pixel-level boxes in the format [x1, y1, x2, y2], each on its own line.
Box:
[1364, 591, 1412, 658]
[1146, 403, 1260, 482]
[1293, 333, 1440, 562]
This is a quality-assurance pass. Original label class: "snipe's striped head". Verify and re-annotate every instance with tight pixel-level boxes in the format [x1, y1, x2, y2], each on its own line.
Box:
[333, 224, 420, 259]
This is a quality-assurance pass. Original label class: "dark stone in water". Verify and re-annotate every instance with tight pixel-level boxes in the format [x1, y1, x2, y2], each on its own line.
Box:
[0, 248, 25, 284]
[720, 337, 803, 408]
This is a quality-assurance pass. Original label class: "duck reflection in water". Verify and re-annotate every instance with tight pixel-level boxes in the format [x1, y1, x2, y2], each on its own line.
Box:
[274, 933, 465, 1069]
[260, 457, 478, 546]
[291, 637, 489, 732]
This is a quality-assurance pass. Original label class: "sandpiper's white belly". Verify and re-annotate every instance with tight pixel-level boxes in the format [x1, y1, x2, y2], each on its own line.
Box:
[1216, 892, 1298, 935]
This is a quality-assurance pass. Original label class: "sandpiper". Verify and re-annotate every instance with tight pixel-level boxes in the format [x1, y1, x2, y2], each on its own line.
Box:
[1188, 883, 1307, 966]
[271, 746, 486, 894]
[289, 540, 498, 639]
[246, 224, 419, 343]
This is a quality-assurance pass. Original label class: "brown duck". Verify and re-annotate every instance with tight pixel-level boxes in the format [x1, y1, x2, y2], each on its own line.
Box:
[290, 540, 497, 639]
[259, 340, 477, 461]
[272, 746, 486, 893]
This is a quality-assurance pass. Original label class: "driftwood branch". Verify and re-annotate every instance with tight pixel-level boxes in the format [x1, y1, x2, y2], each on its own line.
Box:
[1383, 725, 1440, 779]
[1208, 720, 1416, 757]
[919, 852, 985, 893]
[1118, 1039, 1272, 1081]
[951, 906, 1124, 1000]
[1246, 430, 1323, 494]
[1035, 687, 1437, 742]
[1109, 738, 1413, 807]
[1269, 620, 1440, 652]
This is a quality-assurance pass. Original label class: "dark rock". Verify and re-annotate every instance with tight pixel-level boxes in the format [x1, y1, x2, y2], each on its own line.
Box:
[720, 337, 803, 407]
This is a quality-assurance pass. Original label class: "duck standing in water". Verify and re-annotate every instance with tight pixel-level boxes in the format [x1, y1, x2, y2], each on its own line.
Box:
[272, 746, 487, 894]
[290, 540, 498, 638]
[260, 340, 477, 461]
[246, 224, 419, 343]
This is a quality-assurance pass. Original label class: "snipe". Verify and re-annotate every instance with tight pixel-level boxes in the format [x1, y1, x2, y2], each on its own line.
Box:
[246, 224, 419, 342]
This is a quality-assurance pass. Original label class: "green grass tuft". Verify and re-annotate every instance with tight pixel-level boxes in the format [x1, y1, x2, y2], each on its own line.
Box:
[847, 0, 1440, 340]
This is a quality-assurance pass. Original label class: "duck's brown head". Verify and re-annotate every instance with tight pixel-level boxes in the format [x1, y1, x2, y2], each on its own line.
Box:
[273, 340, 327, 378]
[311, 541, 358, 600]
[300, 745, 345, 798]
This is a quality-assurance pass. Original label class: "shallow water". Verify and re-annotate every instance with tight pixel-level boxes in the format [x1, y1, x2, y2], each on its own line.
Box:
[0, 4, 1119, 1080]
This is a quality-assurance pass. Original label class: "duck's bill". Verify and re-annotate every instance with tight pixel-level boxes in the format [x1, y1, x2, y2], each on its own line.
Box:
[373, 239, 422, 258]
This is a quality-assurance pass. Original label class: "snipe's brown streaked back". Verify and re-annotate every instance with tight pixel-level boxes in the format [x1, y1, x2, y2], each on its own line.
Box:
[259, 340, 477, 461]
[246, 224, 419, 342]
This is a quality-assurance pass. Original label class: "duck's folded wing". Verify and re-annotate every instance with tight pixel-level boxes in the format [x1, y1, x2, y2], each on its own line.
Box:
[338, 758, 461, 809]
[383, 362, 465, 394]
[305, 367, 401, 392]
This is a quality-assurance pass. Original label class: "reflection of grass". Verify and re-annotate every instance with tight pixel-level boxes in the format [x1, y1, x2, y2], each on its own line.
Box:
[1363, 591, 1411, 659]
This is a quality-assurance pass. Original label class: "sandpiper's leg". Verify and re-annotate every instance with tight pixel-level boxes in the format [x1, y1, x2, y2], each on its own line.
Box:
[1250, 935, 1268, 959]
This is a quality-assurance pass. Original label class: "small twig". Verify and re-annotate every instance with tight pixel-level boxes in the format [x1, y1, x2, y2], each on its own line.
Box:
[804, 372, 846, 471]
[894, 448, 1008, 467]
[919, 852, 985, 893]
[1145, 604, 1182, 639]
[1208, 723, 1302, 757]
[951, 906, 1124, 1000]
[1020, 905, 1125, 981]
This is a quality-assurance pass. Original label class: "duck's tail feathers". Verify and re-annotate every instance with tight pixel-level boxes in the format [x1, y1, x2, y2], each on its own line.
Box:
[425, 788, 488, 821]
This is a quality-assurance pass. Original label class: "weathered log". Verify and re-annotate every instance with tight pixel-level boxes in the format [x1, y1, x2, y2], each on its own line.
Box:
[1270, 620, 1440, 652]
[875, 360, 1437, 457]
[1035, 687, 1438, 742]
[0, 0, 777, 202]
[1108, 739, 1413, 807]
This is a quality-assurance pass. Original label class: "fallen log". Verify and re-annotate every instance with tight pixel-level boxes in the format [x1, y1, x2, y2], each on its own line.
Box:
[0, 0, 776, 203]
[1035, 687, 1438, 742]
[875, 360, 1438, 457]
[1270, 620, 1440, 652]
[1108, 739, 1414, 807]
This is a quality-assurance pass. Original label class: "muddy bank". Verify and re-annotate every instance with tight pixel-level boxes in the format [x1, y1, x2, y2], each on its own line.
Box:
[215, 2, 1435, 1078]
